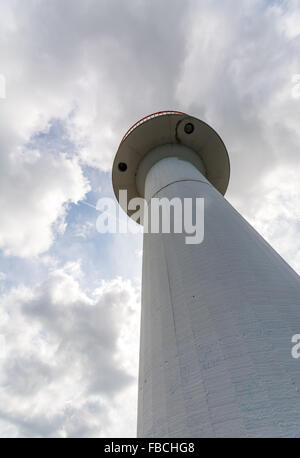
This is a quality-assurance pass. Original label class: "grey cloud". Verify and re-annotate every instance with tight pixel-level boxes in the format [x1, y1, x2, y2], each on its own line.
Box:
[0, 399, 106, 438]
[0, 266, 138, 436]
[0, 0, 299, 438]
[2, 356, 53, 396]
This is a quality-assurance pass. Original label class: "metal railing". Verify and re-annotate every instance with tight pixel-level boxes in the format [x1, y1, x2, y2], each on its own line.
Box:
[120, 110, 186, 145]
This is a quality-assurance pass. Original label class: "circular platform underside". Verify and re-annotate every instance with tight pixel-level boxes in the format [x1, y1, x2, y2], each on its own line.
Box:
[112, 112, 230, 219]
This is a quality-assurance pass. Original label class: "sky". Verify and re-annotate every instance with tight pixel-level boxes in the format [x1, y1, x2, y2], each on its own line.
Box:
[0, 0, 300, 437]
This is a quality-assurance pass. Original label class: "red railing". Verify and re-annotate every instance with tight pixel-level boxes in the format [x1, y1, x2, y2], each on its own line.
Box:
[120, 110, 186, 145]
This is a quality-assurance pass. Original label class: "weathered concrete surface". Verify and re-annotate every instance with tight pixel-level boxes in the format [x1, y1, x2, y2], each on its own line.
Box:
[137, 156, 300, 438]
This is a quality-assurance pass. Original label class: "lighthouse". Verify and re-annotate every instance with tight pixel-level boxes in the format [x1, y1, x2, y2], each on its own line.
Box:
[112, 111, 300, 438]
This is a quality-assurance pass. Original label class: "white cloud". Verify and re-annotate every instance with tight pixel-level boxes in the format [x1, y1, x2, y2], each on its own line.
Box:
[0, 262, 140, 437]
[277, 0, 300, 38]
[0, 0, 299, 438]
[246, 165, 300, 274]
[71, 221, 95, 239]
[0, 0, 190, 257]
[0, 150, 90, 257]
[177, 0, 300, 205]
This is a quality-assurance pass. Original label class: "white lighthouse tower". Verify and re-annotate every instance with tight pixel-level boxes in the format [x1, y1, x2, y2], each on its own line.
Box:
[112, 111, 300, 438]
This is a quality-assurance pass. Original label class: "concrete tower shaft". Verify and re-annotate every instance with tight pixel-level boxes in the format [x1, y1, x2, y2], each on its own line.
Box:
[112, 112, 300, 438]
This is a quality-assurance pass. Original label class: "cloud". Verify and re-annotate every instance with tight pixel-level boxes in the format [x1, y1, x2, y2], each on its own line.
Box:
[1, 0, 299, 259]
[0, 0, 190, 165]
[0, 0, 299, 438]
[0, 0, 191, 257]
[246, 165, 300, 273]
[177, 0, 300, 203]
[0, 262, 140, 437]
[0, 149, 90, 257]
